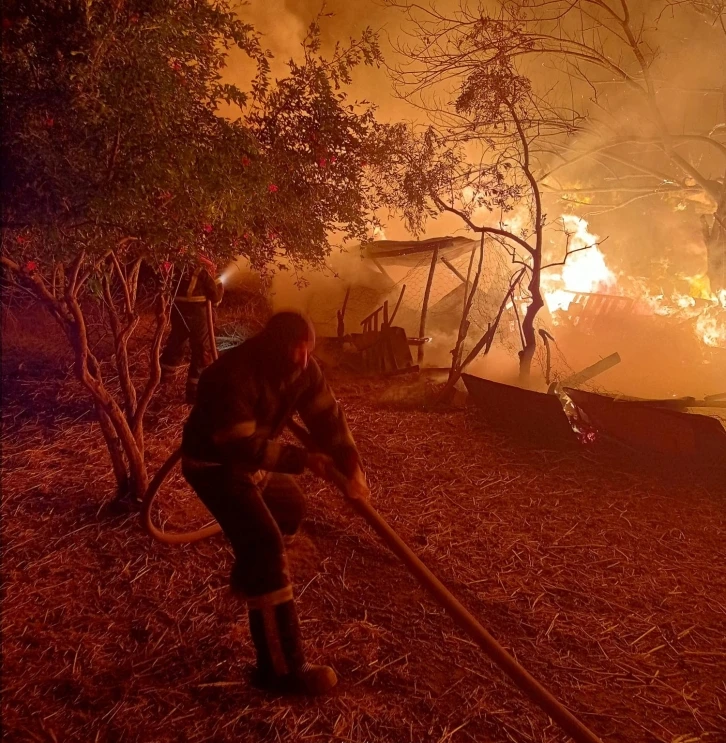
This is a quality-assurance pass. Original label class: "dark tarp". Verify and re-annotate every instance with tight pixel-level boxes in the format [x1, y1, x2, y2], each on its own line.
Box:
[566, 388, 726, 464]
[463, 373, 577, 447]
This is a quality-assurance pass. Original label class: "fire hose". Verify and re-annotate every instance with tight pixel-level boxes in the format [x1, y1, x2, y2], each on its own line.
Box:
[140, 300, 224, 544]
[142, 418, 604, 743]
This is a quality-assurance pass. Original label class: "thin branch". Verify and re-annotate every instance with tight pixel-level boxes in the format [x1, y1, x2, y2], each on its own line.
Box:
[541, 237, 609, 270]
[132, 293, 170, 442]
[431, 194, 536, 256]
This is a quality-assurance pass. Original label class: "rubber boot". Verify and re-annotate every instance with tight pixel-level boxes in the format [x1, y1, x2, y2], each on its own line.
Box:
[247, 586, 337, 696]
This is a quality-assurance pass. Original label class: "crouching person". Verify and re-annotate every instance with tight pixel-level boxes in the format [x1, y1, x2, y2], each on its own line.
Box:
[181, 311, 367, 695]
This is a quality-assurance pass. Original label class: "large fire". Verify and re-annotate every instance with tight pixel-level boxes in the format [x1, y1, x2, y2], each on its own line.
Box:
[542, 216, 615, 314]
[541, 216, 726, 349]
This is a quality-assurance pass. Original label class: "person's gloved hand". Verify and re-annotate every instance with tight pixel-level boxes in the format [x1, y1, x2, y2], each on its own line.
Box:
[346, 465, 370, 502]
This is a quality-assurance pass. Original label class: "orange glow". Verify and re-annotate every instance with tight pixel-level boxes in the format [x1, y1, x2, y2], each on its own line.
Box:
[542, 216, 614, 313]
[542, 217, 726, 349]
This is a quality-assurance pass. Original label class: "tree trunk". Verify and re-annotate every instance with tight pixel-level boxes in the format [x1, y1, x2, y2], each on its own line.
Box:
[95, 401, 130, 497]
[519, 255, 544, 379]
[67, 314, 150, 503]
[704, 200, 726, 293]
[5, 250, 159, 505]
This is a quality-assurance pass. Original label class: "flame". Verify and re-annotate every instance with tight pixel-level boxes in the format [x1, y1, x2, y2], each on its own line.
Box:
[688, 274, 714, 300]
[696, 309, 726, 347]
[372, 225, 387, 241]
[541, 216, 726, 349]
[542, 216, 615, 313]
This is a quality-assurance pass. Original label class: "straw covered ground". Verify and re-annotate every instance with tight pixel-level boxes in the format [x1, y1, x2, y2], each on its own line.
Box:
[2, 311, 726, 743]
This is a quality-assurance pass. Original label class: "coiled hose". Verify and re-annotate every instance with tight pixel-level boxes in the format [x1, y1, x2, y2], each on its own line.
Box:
[141, 446, 222, 544]
[141, 299, 224, 545]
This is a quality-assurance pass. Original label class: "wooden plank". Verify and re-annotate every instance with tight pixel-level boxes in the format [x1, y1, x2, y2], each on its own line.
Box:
[370, 255, 392, 279]
[559, 353, 621, 388]
[388, 284, 406, 327]
[441, 256, 467, 283]
[337, 286, 351, 337]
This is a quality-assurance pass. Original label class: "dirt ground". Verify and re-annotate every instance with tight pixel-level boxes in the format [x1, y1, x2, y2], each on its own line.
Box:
[2, 310, 726, 743]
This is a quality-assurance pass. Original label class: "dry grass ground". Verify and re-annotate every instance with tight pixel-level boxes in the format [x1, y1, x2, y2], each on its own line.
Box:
[2, 309, 725, 743]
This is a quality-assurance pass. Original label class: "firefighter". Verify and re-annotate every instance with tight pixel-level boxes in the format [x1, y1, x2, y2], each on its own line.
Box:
[161, 257, 223, 404]
[181, 311, 368, 696]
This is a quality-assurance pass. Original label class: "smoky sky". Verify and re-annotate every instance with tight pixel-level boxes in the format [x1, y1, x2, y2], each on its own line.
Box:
[231, 2, 725, 257]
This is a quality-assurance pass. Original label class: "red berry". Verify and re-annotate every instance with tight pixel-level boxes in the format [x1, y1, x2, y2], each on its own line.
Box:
[268, 184, 278, 193]
[25, 260, 38, 272]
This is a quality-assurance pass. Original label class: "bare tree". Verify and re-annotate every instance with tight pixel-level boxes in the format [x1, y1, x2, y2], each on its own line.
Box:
[532, 0, 726, 290]
[388, 0, 726, 290]
[382, 2, 601, 377]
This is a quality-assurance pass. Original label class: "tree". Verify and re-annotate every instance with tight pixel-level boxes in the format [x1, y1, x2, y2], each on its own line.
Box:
[527, 0, 726, 292]
[386, 1, 726, 292]
[380, 3, 599, 378]
[2, 0, 390, 503]
[384, 0, 725, 380]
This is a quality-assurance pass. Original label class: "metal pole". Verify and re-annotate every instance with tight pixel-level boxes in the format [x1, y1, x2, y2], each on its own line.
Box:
[418, 246, 439, 364]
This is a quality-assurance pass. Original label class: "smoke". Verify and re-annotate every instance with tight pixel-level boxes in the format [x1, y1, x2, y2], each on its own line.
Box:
[218, 1, 726, 398]
[221, 244, 394, 336]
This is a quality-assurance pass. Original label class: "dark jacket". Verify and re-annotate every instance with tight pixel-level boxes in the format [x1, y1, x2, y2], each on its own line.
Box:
[182, 336, 360, 476]
[174, 264, 223, 306]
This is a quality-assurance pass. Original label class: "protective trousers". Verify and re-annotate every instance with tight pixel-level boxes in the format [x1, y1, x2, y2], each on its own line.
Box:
[160, 303, 215, 402]
[182, 462, 337, 693]
[182, 463, 305, 595]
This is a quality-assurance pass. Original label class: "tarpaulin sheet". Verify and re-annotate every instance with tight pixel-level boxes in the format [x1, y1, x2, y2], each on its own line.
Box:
[363, 236, 477, 267]
[566, 388, 726, 464]
[463, 373, 576, 447]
